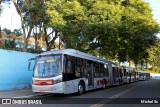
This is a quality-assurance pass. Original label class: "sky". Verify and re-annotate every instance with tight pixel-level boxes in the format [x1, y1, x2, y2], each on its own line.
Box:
[0, 2, 21, 31]
[0, 0, 160, 37]
[144, 0, 160, 38]
[145, 0, 160, 23]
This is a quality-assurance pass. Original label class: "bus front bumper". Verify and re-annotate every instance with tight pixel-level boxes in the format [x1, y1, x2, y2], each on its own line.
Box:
[32, 83, 64, 94]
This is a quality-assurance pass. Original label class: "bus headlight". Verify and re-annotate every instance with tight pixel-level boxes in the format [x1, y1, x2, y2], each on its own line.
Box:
[32, 80, 54, 85]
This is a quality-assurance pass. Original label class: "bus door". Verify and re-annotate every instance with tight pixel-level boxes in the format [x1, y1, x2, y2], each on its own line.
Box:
[87, 62, 94, 87]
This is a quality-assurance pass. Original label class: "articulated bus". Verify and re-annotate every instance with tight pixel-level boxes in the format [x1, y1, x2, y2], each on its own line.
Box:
[29, 49, 111, 94]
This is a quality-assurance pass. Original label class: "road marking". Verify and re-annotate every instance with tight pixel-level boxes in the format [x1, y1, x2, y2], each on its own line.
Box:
[90, 84, 139, 107]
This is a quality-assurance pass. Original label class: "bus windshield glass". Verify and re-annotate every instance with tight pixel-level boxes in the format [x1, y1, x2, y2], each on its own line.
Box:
[33, 55, 62, 78]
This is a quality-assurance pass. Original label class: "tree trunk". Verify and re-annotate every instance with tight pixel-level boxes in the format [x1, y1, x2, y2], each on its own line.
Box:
[35, 26, 38, 51]
[141, 60, 143, 70]
[13, 0, 33, 52]
[12, 0, 26, 51]
[23, 38, 27, 52]
[44, 28, 58, 51]
[39, 31, 43, 51]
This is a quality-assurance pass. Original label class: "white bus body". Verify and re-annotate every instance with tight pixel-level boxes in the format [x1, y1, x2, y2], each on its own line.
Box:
[30, 49, 110, 94]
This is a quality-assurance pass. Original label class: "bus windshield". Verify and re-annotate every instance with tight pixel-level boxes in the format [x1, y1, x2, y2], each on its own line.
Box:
[33, 55, 62, 78]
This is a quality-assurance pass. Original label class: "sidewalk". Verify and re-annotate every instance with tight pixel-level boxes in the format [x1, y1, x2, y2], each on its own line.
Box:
[0, 89, 45, 98]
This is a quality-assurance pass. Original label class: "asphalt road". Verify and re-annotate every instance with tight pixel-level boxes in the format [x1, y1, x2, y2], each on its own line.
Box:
[1, 79, 160, 107]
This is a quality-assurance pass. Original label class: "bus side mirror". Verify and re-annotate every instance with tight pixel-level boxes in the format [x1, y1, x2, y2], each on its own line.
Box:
[28, 58, 35, 71]
[28, 62, 31, 70]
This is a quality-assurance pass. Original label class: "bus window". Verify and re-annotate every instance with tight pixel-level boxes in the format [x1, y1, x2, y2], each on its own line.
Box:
[99, 63, 105, 77]
[75, 58, 83, 77]
[87, 61, 93, 86]
[116, 67, 120, 77]
[83, 60, 87, 77]
[83, 60, 87, 76]
[105, 64, 109, 77]
[124, 69, 126, 76]
[94, 63, 100, 77]
[63, 55, 76, 81]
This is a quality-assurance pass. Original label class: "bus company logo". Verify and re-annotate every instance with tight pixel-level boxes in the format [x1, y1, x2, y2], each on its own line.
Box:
[2, 99, 12, 104]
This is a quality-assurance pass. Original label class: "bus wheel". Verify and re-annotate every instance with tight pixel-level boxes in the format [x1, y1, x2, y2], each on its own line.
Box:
[102, 80, 106, 89]
[78, 82, 85, 95]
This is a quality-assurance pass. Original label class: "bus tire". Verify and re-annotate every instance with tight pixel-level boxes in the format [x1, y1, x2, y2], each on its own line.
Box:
[102, 79, 106, 89]
[78, 82, 85, 95]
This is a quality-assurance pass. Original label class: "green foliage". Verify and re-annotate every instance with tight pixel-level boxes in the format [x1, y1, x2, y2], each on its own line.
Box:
[45, 0, 160, 64]
[147, 41, 160, 68]
[45, 0, 66, 29]
[116, 0, 160, 63]
[21, 0, 46, 26]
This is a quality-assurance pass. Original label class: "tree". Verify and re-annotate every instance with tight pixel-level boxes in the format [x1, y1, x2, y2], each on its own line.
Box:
[147, 41, 160, 68]
[12, 0, 47, 51]
[19, 0, 64, 51]
[12, 0, 32, 51]
[117, 0, 160, 65]
[86, 0, 122, 58]
[45, 0, 160, 65]
[45, 0, 66, 50]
